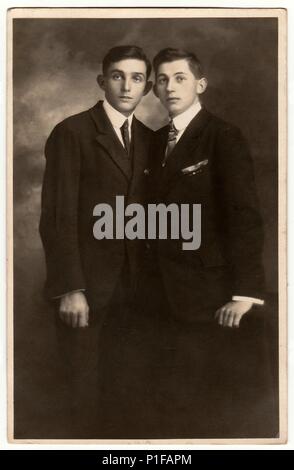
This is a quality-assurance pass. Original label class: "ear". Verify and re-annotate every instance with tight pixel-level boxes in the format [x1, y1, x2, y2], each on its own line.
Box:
[143, 80, 153, 96]
[97, 74, 105, 91]
[153, 83, 159, 98]
[196, 77, 208, 95]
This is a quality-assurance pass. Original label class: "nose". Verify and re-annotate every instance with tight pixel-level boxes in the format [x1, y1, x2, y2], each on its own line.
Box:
[166, 78, 174, 93]
[122, 78, 131, 92]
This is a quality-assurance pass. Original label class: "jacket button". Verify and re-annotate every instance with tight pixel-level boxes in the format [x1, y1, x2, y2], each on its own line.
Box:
[144, 168, 150, 176]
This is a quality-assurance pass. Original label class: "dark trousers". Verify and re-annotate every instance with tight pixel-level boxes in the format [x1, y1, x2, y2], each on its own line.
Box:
[55, 263, 133, 439]
[54, 258, 278, 439]
[130, 258, 279, 439]
[148, 313, 277, 439]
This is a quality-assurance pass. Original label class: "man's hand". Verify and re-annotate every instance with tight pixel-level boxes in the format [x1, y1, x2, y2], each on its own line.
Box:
[59, 292, 89, 328]
[215, 300, 253, 328]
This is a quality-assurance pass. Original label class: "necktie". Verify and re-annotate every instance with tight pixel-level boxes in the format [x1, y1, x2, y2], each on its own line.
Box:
[162, 119, 178, 167]
[120, 119, 130, 156]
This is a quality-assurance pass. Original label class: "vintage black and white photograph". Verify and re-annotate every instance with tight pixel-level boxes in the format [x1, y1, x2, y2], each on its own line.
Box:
[7, 7, 287, 443]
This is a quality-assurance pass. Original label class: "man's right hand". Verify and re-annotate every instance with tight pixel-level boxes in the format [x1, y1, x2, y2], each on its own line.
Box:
[59, 291, 89, 328]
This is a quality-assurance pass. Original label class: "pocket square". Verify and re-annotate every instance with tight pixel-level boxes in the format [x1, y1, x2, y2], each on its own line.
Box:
[181, 159, 208, 175]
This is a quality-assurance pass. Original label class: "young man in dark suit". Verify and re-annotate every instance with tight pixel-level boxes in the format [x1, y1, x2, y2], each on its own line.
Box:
[148, 48, 274, 438]
[39, 45, 153, 438]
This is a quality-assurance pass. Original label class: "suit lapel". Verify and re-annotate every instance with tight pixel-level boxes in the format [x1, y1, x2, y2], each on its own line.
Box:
[89, 101, 132, 180]
[128, 117, 150, 194]
[163, 107, 212, 182]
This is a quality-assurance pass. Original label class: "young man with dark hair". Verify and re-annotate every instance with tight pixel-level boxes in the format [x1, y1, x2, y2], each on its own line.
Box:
[39, 45, 153, 438]
[148, 47, 274, 437]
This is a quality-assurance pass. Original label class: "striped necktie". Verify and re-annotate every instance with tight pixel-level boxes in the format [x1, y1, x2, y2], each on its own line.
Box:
[162, 119, 178, 167]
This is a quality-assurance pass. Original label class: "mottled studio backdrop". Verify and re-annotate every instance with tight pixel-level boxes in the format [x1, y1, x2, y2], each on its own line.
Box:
[13, 17, 278, 437]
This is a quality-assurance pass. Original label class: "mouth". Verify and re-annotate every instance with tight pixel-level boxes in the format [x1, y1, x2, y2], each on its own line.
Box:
[119, 96, 133, 101]
[166, 97, 180, 103]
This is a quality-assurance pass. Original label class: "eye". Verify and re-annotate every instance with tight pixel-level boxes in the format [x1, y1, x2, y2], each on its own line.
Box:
[176, 76, 185, 83]
[112, 73, 122, 81]
[157, 77, 167, 85]
[133, 75, 144, 83]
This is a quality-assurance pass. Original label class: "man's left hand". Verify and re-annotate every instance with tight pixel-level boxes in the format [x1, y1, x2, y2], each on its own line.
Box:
[215, 300, 253, 328]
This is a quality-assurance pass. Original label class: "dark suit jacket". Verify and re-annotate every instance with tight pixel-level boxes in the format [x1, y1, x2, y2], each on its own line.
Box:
[39, 101, 153, 311]
[150, 107, 265, 323]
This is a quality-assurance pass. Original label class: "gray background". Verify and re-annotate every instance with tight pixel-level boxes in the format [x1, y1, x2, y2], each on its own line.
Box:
[13, 17, 278, 437]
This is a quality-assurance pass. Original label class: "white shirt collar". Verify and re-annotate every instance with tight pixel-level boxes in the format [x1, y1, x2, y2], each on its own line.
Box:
[172, 99, 202, 132]
[103, 98, 134, 129]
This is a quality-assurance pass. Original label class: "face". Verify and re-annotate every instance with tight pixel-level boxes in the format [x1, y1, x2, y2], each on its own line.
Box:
[154, 59, 207, 117]
[98, 59, 150, 116]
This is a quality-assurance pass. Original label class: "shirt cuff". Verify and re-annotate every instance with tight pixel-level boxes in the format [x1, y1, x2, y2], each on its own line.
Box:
[232, 295, 264, 305]
[53, 289, 86, 299]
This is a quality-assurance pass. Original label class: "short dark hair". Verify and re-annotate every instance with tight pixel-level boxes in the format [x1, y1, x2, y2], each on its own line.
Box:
[153, 48, 203, 79]
[102, 45, 152, 79]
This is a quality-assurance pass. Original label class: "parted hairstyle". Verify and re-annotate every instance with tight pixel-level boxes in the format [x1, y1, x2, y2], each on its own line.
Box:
[102, 45, 152, 79]
[153, 48, 203, 79]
